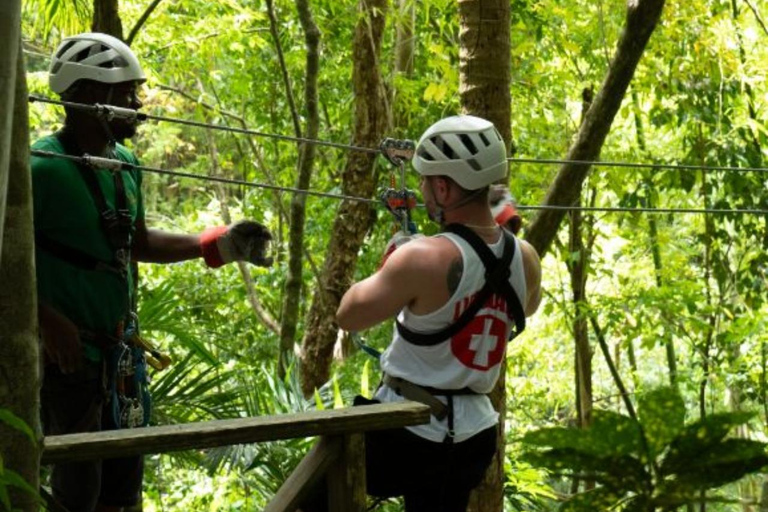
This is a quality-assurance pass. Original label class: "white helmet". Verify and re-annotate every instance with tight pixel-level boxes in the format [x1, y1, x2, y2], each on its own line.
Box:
[49, 32, 146, 94]
[413, 115, 508, 190]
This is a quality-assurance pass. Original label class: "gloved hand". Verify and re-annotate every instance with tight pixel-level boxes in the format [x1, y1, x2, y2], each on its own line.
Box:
[490, 185, 522, 235]
[380, 230, 424, 268]
[200, 220, 273, 268]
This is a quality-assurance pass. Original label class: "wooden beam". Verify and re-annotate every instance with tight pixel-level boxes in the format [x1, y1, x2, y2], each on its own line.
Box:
[327, 433, 366, 512]
[264, 436, 341, 512]
[42, 402, 430, 464]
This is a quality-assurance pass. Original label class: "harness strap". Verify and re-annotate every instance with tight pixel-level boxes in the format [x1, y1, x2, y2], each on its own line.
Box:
[382, 373, 478, 422]
[396, 223, 526, 346]
[35, 231, 125, 277]
[55, 130, 133, 267]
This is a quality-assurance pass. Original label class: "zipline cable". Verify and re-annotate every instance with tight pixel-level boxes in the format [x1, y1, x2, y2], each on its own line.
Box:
[30, 150, 768, 216]
[29, 95, 768, 175]
[30, 150, 380, 205]
[28, 95, 381, 155]
[508, 156, 768, 174]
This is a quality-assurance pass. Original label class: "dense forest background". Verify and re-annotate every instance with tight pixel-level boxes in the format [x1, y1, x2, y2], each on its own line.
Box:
[10, 0, 768, 509]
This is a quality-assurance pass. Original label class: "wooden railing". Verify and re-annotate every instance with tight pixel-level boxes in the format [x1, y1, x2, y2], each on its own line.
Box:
[42, 402, 430, 512]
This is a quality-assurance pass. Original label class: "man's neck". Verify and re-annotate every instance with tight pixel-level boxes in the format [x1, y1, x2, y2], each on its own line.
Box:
[442, 204, 499, 242]
[62, 123, 112, 157]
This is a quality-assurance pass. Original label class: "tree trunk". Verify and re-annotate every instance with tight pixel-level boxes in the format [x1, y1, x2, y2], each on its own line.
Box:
[524, 0, 666, 258]
[299, 0, 389, 397]
[0, 0, 21, 260]
[279, 0, 321, 377]
[92, 0, 124, 40]
[459, 2, 511, 510]
[0, 48, 41, 512]
[458, 0, 511, 151]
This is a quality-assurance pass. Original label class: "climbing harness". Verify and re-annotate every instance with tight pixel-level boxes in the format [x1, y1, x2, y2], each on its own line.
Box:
[35, 129, 133, 279]
[396, 223, 525, 345]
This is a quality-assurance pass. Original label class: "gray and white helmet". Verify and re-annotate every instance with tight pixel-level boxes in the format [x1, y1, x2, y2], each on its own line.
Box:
[413, 115, 508, 190]
[49, 32, 146, 94]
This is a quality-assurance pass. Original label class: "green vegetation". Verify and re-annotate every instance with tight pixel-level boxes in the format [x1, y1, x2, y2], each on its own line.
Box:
[18, 0, 768, 509]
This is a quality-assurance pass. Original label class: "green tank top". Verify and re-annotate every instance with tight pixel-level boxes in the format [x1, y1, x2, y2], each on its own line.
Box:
[31, 134, 145, 361]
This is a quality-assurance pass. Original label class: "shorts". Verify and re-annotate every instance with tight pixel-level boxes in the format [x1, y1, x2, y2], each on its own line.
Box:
[365, 423, 497, 512]
[301, 396, 498, 512]
[41, 362, 143, 512]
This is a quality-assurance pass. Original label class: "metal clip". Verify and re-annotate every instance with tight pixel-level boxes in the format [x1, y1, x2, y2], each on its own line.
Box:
[94, 103, 144, 124]
[379, 138, 416, 166]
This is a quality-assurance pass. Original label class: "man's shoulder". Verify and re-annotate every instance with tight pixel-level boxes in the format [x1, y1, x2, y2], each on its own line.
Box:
[31, 134, 69, 173]
[393, 234, 458, 272]
[114, 143, 140, 165]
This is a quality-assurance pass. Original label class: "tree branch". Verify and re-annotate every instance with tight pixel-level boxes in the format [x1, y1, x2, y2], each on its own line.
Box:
[524, 0, 666, 257]
[126, 0, 163, 46]
[279, 0, 321, 377]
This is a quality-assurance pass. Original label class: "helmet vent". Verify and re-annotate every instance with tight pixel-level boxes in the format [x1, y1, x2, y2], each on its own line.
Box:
[418, 147, 435, 161]
[56, 41, 76, 58]
[467, 158, 482, 171]
[74, 48, 91, 63]
[430, 135, 456, 159]
[51, 61, 63, 74]
[459, 134, 478, 155]
[479, 131, 490, 146]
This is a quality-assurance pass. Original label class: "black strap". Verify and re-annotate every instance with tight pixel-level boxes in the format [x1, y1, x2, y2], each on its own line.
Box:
[396, 223, 526, 346]
[45, 130, 133, 273]
[35, 231, 125, 276]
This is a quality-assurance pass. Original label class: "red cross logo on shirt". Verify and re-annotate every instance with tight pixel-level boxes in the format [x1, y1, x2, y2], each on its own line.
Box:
[451, 314, 507, 371]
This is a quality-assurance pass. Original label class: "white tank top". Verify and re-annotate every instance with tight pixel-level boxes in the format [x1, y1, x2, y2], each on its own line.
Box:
[376, 230, 527, 443]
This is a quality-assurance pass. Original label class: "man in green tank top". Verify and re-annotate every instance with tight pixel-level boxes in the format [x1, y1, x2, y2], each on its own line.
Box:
[35, 33, 273, 512]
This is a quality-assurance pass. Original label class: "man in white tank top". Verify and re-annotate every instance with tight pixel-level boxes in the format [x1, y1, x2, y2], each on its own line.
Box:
[334, 116, 542, 512]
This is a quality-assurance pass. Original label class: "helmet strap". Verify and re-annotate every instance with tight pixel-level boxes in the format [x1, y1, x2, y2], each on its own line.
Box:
[426, 178, 484, 226]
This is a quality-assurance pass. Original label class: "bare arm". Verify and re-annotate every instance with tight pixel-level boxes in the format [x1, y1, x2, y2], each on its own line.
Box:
[131, 218, 202, 263]
[520, 239, 542, 317]
[337, 242, 430, 332]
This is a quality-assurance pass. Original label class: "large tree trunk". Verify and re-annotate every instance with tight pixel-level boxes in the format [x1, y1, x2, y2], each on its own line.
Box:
[0, 48, 41, 512]
[524, 0, 666, 258]
[92, 0, 124, 40]
[458, 0, 511, 149]
[459, 1, 511, 511]
[0, 1, 22, 259]
[299, 0, 389, 397]
[279, 0, 321, 377]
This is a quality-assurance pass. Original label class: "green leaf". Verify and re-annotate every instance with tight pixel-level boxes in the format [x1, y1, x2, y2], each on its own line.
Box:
[523, 448, 649, 494]
[661, 411, 754, 475]
[637, 386, 685, 459]
[589, 410, 643, 457]
[0, 410, 36, 446]
[522, 427, 589, 451]
[560, 487, 620, 512]
[3, 469, 39, 498]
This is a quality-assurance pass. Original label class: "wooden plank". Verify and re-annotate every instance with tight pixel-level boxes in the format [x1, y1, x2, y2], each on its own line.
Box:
[327, 433, 366, 512]
[42, 401, 429, 464]
[264, 436, 341, 512]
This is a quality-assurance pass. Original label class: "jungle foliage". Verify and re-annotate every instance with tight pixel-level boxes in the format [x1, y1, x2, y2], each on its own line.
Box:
[17, 0, 768, 510]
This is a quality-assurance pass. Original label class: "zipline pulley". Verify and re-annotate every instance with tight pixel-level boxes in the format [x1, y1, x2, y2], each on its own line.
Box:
[379, 138, 417, 234]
